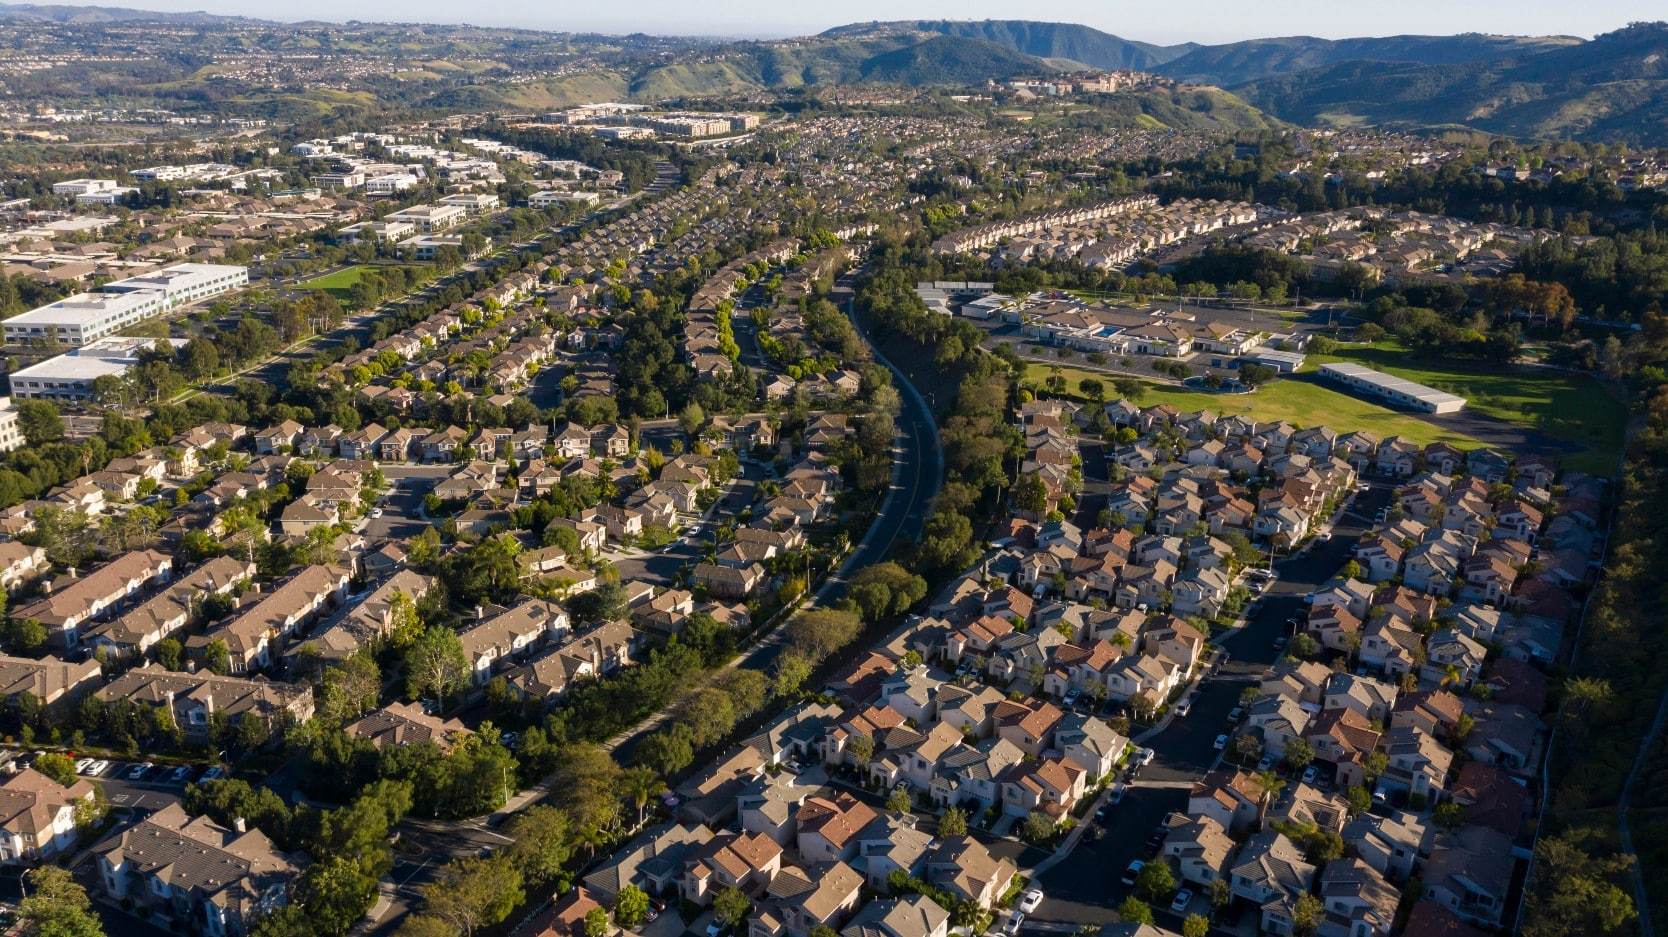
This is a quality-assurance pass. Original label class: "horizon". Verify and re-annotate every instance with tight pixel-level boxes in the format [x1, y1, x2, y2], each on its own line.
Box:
[5, 0, 1661, 44]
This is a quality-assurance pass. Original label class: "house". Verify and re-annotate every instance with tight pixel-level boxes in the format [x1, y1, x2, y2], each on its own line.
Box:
[1230, 829, 1317, 936]
[1421, 826, 1515, 927]
[0, 653, 103, 714]
[1342, 811, 1429, 881]
[1324, 673, 1398, 724]
[1380, 726, 1453, 802]
[751, 861, 864, 937]
[796, 794, 878, 864]
[95, 667, 315, 737]
[840, 895, 950, 937]
[83, 556, 254, 660]
[346, 701, 470, 752]
[0, 767, 98, 863]
[458, 598, 571, 683]
[14, 549, 174, 649]
[1188, 770, 1262, 834]
[924, 836, 1016, 909]
[1161, 814, 1234, 887]
[1318, 859, 1400, 937]
[0, 541, 47, 588]
[95, 803, 302, 936]
[680, 831, 783, 905]
[583, 823, 715, 904]
[189, 564, 351, 673]
[695, 562, 766, 599]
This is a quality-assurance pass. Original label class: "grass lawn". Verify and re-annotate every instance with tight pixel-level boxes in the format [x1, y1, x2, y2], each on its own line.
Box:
[1305, 341, 1626, 474]
[299, 265, 376, 300]
[1023, 363, 1485, 448]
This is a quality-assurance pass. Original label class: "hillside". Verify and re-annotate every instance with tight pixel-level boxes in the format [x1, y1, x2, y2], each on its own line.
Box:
[0, 1, 249, 23]
[823, 20, 1192, 70]
[1157, 32, 1582, 85]
[858, 36, 1051, 86]
[1237, 23, 1668, 142]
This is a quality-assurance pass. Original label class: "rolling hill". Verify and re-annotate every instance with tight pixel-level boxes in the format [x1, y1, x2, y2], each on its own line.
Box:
[1155, 33, 1582, 85]
[0, 1, 248, 24]
[822, 20, 1193, 70]
[1236, 22, 1668, 142]
[857, 36, 1051, 85]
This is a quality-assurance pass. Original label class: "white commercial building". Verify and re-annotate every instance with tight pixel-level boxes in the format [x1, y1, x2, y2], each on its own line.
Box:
[1320, 362, 1467, 414]
[51, 179, 120, 197]
[0, 398, 24, 452]
[8, 336, 188, 401]
[386, 204, 466, 233]
[3, 263, 247, 345]
[529, 190, 599, 208]
[437, 193, 501, 215]
[364, 173, 420, 196]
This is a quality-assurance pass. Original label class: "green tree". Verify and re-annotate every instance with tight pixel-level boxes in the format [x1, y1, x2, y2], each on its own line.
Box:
[585, 907, 611, 937]
[1021, 811, 1055, 843]
[19, 866, 104, 937]
[939, 806, 968, 837]
[713, 886, 752, 928]
[1293, 894, 1323, 936]
[1183, 914, 1210, 937]
[1136, 860, 1176, 901]
[1116, 896, 1153, 926]
[422, 854, 524, 937]
[613, 884, 650, 928]
[403, 626, 470, 704]
[886, 786, 913, 812]
[505, 806, 573, 887]
[1523, 831, 1638, 937]
[34, 752, 78, 787]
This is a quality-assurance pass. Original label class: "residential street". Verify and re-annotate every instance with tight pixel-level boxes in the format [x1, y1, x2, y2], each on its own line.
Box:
[1028, 478, 1394, 932]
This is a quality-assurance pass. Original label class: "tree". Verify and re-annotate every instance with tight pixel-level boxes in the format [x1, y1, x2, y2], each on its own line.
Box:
[622, 766, 662, 828]
[1183, 914, 1210, 937]
[1345, 785, 1371, 816]
[772, 654, 813, 698]
[1021, 811, 1056, 843]
[713, 886, 752, 928]
[845, 734, 876, 766]
[585, 907, 611, 937]
[1116, 896, 1153, 926]
[505, 806, 573, 887]
[1238, 363, 1278, 387]
[156, 637, 185, 671]
[422, 854, 524, 937]
[1523, 831, 1638, 937]
[403, 626, 469, 704]
[204, 638, 232, 675]
[939, 806, 968, 837]
[1135, 860, 1175, 901]
[678, 402, 706, 437]
[15, 400, 64, 446]
[886, 786, 913, 813]
[18, 865, 103, 937]
[1283, 737, 1315, 772]
[614, 885, 651, 929]
[1293, 894, 1323, 936]
[1208, 878, 1231, 914]
[34, 752, 77, 787]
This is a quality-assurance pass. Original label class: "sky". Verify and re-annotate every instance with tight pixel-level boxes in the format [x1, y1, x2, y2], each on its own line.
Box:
[28, 0, 1668, 42]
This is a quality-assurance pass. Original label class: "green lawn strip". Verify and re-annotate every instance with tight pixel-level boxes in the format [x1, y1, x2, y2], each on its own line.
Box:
[298, 265, 376, 299]
[1023, 363, 1486, 448]
[1305, 341, 1626, 472]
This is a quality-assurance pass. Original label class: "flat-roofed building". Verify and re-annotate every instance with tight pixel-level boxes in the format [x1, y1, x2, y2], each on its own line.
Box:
[386, 203, 466, 233]
[8, 336, 189, 401]
[1320, 363, 1467, 414]
[0, 397, 24, 452]
[3, 262, 246, 345]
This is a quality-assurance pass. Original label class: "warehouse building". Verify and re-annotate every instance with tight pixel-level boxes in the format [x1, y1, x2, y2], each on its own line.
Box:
[1319, 362, 1467, 414]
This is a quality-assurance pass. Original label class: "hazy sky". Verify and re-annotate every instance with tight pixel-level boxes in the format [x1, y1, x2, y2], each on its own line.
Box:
[41, 0, 1666, 42]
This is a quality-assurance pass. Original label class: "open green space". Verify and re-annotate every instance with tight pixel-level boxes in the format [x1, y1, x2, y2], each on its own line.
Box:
[1024, 362, 1486, 448]
[299, 265, 379, 300]
[1305, 341, 1626, 474]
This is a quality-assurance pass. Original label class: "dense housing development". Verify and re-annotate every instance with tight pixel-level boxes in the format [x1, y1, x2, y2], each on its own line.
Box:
[0, 10, 1659, 937]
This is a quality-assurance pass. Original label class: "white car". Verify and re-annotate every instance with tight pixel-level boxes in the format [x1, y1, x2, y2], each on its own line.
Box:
[1174, 699, 1192, 717]
[1018, 888, 1044, 914]
[1170, 889, 1194, 914]
[370, 508, 384, 518]
[1002, 911, 1024, 936]
[75, 757, 95, 774]
[1134, 748, 1155, 766]
[1302, 765, 1320, 786]
[88, 759, 110, 776]
[128, 762, 153, 780]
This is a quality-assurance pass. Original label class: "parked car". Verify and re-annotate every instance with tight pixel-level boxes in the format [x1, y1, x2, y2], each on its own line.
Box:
[1018, 889, 1044, 914]
[1002, 911, 1024, 936]
[1257, 755, 1276, 772]
[170, 765, 192, 783]
[1174, 699, 1192, 717]
[1134, 748, 1155, 767]
[87, 759, 110, 776]
[1302, 765, 1319, 786]
[200, 766, 225, 782]
[1107, 783, 1126, 805]
[1170, 889, 1194, 914]
[1228, 707, 1243, 722]
[1214, 734, 1229, 751]
[128, 762, 153, 780]
[370, 508, 384, 518]
[1121, 860, 1145, 886]
[74, 758, 94, 774]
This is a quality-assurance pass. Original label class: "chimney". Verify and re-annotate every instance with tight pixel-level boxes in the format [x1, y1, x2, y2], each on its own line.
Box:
[475, 605, 485, 621]
[233, 817, 247, 833]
